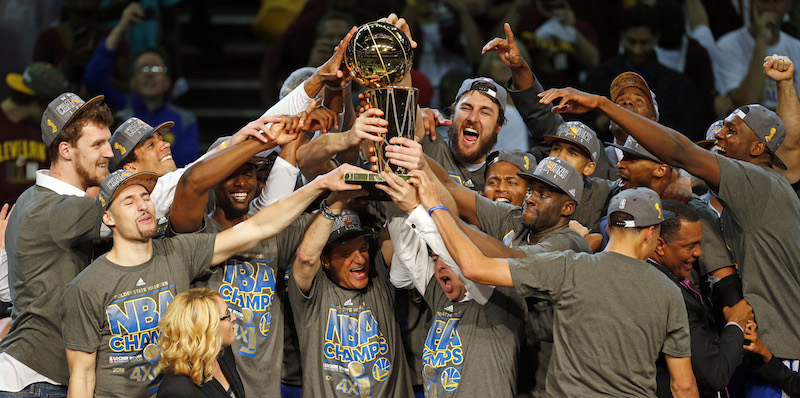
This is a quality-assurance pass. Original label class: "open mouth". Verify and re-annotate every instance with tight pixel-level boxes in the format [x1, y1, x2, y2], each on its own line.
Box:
[494, 196, 510, 203]
[350, 266, 367, 279]
[712, 145, 726, 155]
[439, 275, 453, 292]
[232, 192, 248, 202]
[463, 127, 479, 143]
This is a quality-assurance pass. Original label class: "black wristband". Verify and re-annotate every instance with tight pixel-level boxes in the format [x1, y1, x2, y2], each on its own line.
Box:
[711, 273, 744, 308]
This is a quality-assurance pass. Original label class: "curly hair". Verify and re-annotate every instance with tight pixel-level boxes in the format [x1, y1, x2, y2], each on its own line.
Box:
[158, 288, 223, 386]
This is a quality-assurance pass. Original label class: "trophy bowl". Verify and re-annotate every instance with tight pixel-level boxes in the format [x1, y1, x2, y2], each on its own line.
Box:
[345, 21, 413, 88]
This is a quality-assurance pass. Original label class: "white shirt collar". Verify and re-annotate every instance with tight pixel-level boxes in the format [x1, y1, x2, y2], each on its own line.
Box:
[35, 170, 87, 197]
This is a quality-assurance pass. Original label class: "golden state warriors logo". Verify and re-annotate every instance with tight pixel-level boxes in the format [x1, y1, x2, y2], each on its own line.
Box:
[371, 357, 391, 382]
[46, 119, 57, 133]
[766, 127, 777, 142]
[441, 367, 461, 392]
[114, 142, 127, 155]
[71, 97, 84, 107]
[423, 312, 463, 394]
[567, 125, 579, 136]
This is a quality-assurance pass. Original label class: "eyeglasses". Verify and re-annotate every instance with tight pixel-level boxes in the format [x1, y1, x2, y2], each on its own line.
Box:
[220, 308, 233, 322]
[138, 65, 168, 74]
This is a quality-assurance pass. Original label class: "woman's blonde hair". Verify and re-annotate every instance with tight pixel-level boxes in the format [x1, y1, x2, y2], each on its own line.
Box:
[158, 288, 224, 386]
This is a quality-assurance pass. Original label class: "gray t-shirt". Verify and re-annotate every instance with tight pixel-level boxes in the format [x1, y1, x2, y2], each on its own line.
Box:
[288, 253, 413, 398]
[685, 195, 734, 277]
[714, 154, 800, 359]
[572, 176, 616, 233]
[509, 251, 690, 397]
[60, 234, 215, 397]
[0, 185, 102, 384]
[421, 279, 524, 397]
[474, 194, 526, 247]
[194, 213, 311, 397]
[421, 135, 485, 192]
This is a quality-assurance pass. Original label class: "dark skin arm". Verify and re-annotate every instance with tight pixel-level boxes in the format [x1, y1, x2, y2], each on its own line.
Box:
[539, 88, 722, 189]
[170, 116, 299, 233]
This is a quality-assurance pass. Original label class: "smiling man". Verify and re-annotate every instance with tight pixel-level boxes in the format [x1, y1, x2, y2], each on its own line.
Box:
[419, 77, 507, 192]
[0, 92, 112, 397]
[650, 200, 751, 398]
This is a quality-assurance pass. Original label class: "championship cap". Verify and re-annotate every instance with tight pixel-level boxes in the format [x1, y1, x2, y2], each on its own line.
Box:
[207, 136, 275, 166]
[325, 209, 368, 247]
[608, 135, 662, 163]
[97, 169, 158, 210]
[109, 117, 175, 171]
[696, 120, 723, 150]
[6, 63, 67, 105]
[732, 104, 786, 169]
[40, 92, 104, 146]
[517, 156, 583, 202]
[456, 77, 507, 113]
[609, 71, 659, 121]
[485, 149, 535, 175]
[544, 121, 601, 162]
[607, 187, 673, 227]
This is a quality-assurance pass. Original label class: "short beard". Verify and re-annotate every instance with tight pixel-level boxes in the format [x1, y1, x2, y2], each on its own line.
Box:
[447, 124, 498, 165]
[76, 159, 106, 188]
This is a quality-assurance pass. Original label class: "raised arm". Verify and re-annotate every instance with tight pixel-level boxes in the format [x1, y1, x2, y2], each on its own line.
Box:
[212, 164, 367, 265]
[539, 88, 722, 188]
[408, 170, 513, 286]
[170, 116, 288, 233]
[766, 55, 800, 182]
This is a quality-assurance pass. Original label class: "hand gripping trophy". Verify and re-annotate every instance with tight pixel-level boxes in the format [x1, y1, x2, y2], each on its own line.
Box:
[344, 20, 418, 200]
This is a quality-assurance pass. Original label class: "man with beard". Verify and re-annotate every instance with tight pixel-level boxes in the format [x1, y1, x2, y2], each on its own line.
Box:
[0, 92, 113, 397]
[539, 84, 800, 396]
[60, 159, 363, 397]
[418, 77, 507, 192]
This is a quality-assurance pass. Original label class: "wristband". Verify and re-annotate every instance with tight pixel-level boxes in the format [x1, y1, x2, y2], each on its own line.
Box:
[428, 205, 448, 216]
[319, 198, 341, 220]
[325, 81, 350, 92]
[316, 70, 324, 82]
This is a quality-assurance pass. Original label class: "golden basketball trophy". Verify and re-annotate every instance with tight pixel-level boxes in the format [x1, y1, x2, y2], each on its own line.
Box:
[344, 21, 417, 200]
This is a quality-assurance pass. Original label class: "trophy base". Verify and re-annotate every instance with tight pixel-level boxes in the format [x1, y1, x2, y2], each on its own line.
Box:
[344, 173, 411, 201]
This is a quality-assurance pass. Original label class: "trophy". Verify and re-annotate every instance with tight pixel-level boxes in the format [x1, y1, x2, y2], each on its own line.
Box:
[344, 21, 418, 200]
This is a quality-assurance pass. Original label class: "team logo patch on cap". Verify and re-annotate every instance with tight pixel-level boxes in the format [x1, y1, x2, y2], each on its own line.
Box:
[523, 155, 530, 170]
[46, 119, 57, 133]
[541, 160, 568, 179]
[98, 193, 106, 208]
[114, 142, 126, 155]
[766, 127, 776, 142]
[619, 199, 626, 209]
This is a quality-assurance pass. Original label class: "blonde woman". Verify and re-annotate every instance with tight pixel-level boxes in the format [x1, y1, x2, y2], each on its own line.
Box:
[157, 288, 244, 398]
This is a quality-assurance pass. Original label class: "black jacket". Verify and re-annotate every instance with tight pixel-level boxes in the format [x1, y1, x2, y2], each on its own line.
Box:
[157, 346, 245, 398]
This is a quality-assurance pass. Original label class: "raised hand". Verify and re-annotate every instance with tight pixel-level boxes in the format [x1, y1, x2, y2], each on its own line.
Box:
[375, 172, 420, 214]
[538, 87, 603, 114]
[0, 203, 13, 251]
[318, 163, 372, 192]
[229, 115, 286, 146]
[482, 23, 527, 70]
[743, 321, 773, 361]
[378, 13, 417, 49]
[316, 26, 358, 87]
[303, 106, 339, 134]
[763, 54, 795, 83]
[407, 170, 443, 211]
[384, 137, 424, 171]
[346, 107, 388, 147]
[268, 114, 303, 146]
[419, 108, 451, 141]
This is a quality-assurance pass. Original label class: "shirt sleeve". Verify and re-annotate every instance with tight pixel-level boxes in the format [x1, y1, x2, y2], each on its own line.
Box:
[274, 213, 312, 269]
[248, 156, 301, 216]
[386, 211, 433, 294]
[508, 251, 571, 301]
[50, 196, 102, 246]
[714, 154, 775, 224]
[405, 205, 494, 305]
[260, 83, 315, 118]
[61, 283, 104, 352]
[167, 233, 216, 280]
[475, 192, 522, 242]
[82, 38, 128, 111]
[661, 284, 692, 358]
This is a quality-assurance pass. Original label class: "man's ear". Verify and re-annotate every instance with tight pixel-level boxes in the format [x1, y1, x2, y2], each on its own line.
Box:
[123, 162, 138, 173]
[750, 140, 767, 158]
[102, 210, 115, 228]
[561, 200, 576, 217]
[583, 161, 596, 176]
[652, 163, 669, 178]
[654, 236, 667, 256]
[320, 256, 331, 270]
[58, 141, 73, 160]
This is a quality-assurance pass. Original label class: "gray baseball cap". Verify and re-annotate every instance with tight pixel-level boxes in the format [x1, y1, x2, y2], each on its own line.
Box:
[485, 149, 536, 175]
[545, 121, 601, 162]
[97, 169, 158, 210]
[109, 117, 175, 171]
[732, 104, 786, 169]
[608, 135, 662, 163]
[325, 209, 368, 247]
[40, 92, 104, 146]
[456, 77, 507, 113]
[607, 187, 673, 228]
[207, 136, 275, 167]
[518, 156, 583, 202]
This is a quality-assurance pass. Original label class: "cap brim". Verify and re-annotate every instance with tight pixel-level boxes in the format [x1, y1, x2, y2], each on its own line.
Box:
[695, 140, 715, 150]
[770, 150, 787, 170]
[6, 73, 33, 95]
[606, 141, 661, 163]
[106, 172, 158, 209]
[325, 230, 368, 248]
